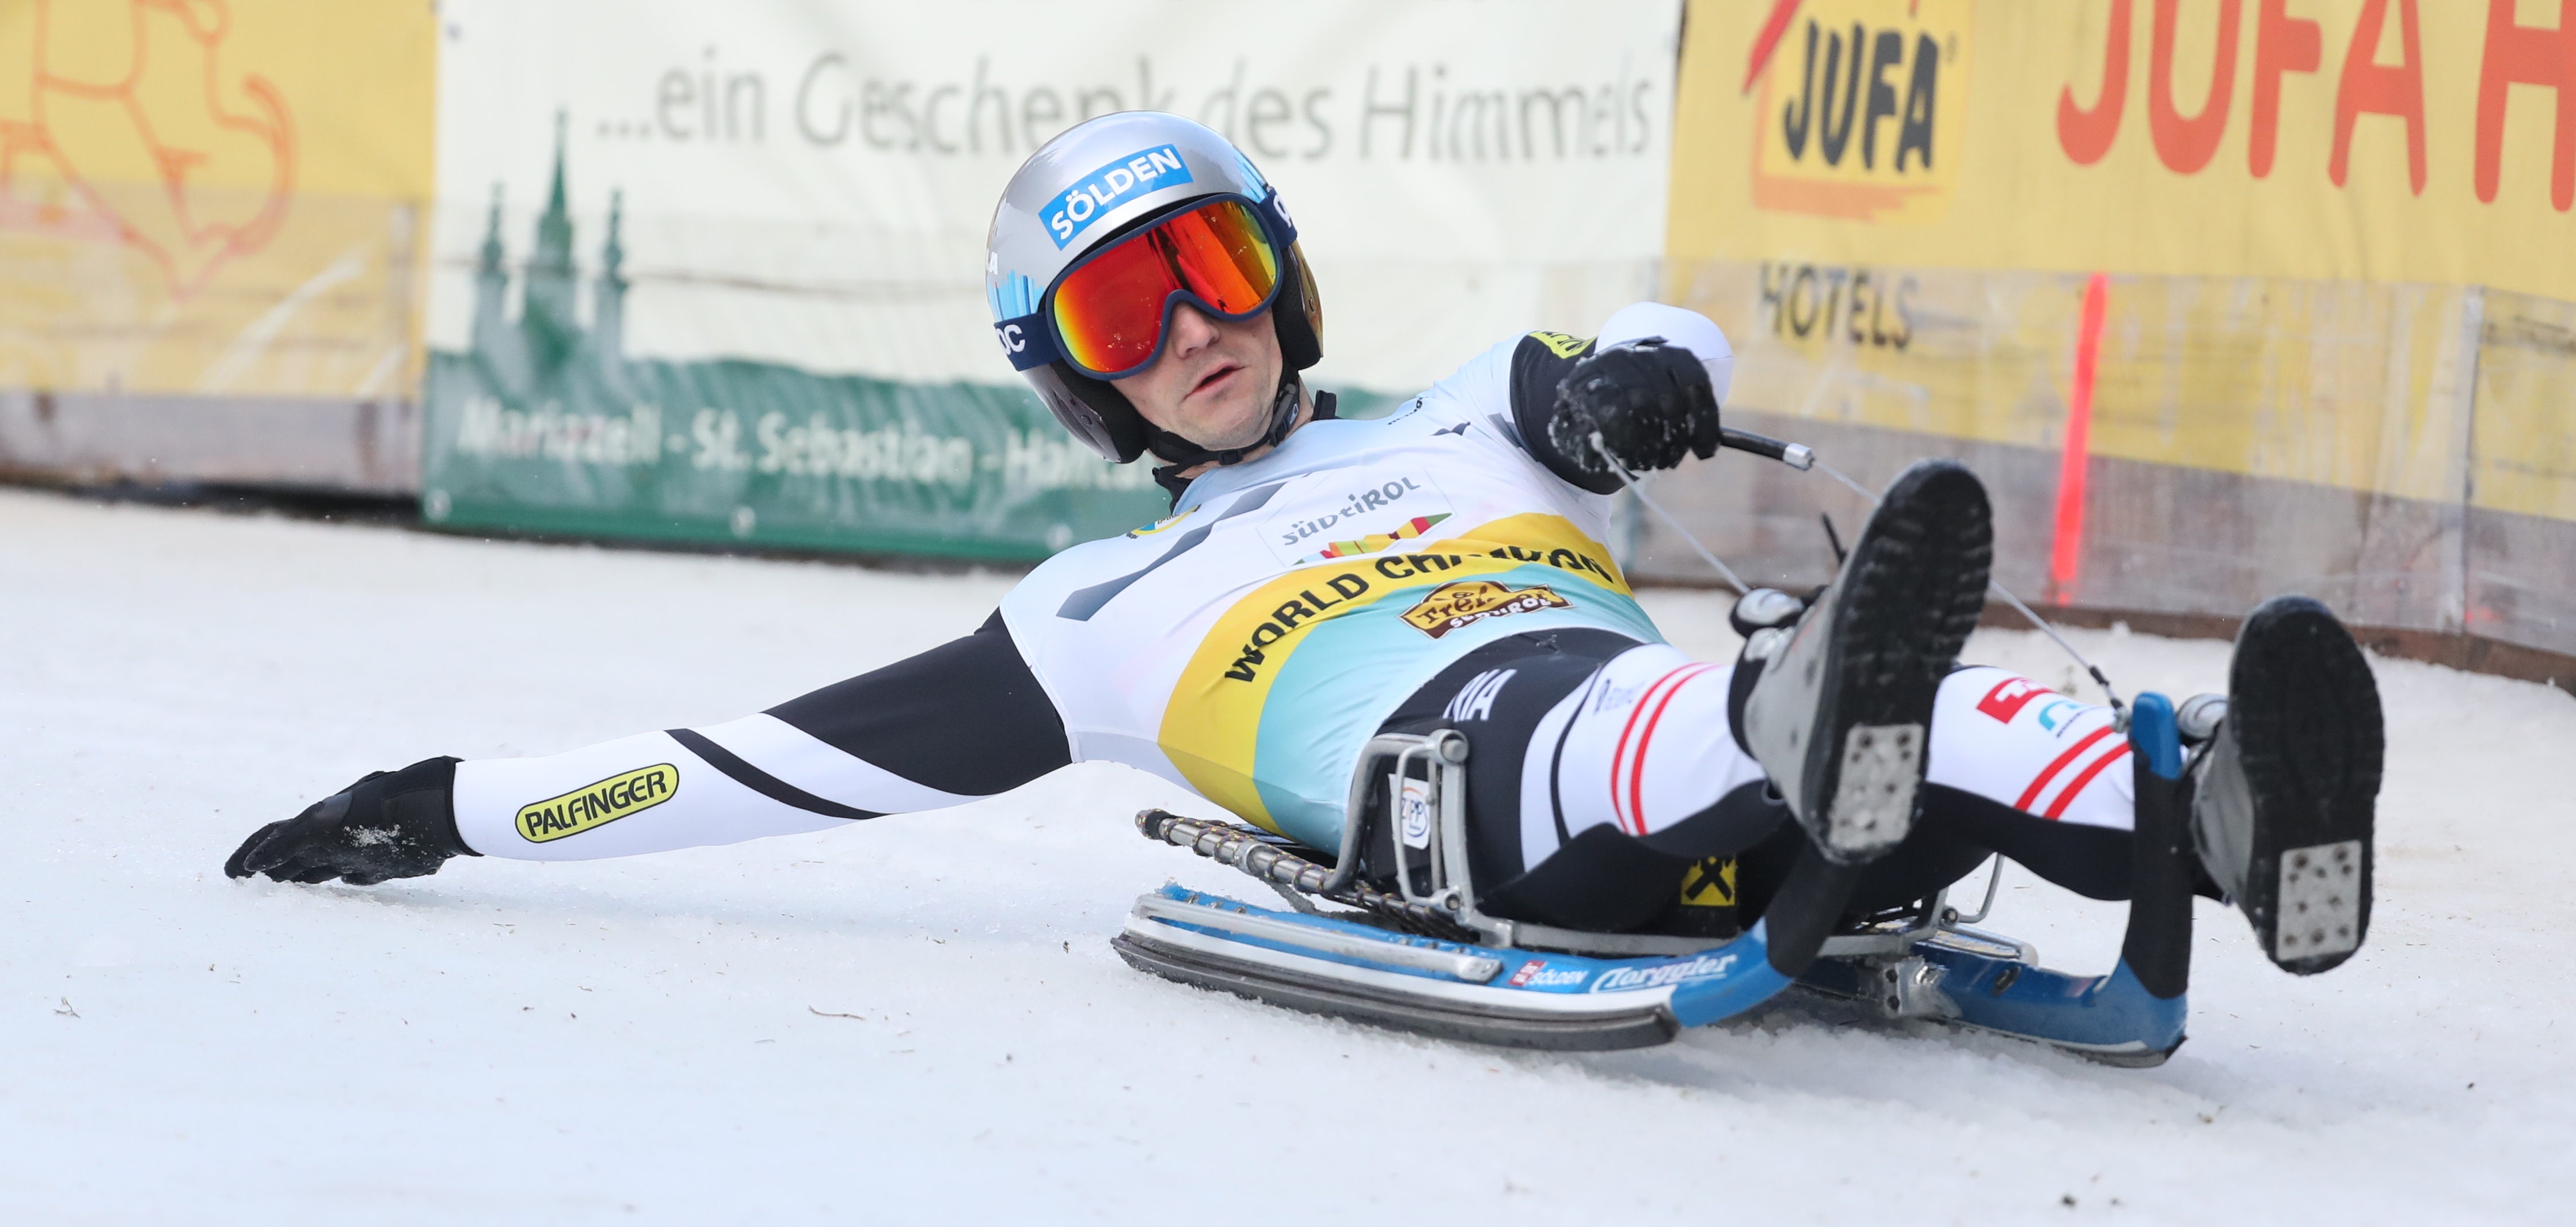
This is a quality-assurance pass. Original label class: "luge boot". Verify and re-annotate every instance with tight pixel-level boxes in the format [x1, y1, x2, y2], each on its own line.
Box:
[1738, 459, 1993, 864]
[2187, 595, 2384, 974]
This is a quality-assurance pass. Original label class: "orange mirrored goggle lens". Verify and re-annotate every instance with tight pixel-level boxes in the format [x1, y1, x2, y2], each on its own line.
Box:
[1049, 199, 1281, 378]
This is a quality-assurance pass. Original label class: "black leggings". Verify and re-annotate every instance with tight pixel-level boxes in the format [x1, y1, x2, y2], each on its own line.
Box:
[1377, 631, 2141, 932]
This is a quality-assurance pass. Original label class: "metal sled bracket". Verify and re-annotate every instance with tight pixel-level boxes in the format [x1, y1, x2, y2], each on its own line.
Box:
[1325, 731, 1468, 897]
[1816, 859, 2036, 965]
[1333, 731, 1749, 958]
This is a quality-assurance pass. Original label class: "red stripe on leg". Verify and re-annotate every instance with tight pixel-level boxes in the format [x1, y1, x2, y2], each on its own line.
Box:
[1620, 665, 1719, 836]
[2014, 725, 2117, 812]
[2042, 742, 2133, 821]
[1606, 673, 1675, 834]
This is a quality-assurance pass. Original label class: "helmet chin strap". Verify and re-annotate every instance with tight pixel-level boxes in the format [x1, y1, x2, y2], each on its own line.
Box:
[1143, 374, 1304, 475]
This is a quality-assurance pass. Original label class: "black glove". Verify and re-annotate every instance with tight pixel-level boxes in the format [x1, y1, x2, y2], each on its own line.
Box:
[1544, 337, 1722, 482]
[225, 756, 476, 885]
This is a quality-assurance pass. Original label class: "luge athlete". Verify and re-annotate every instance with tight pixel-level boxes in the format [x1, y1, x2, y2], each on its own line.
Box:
[230, 113, 2383, 985]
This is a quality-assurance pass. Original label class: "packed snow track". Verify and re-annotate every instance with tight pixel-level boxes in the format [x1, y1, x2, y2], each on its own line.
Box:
[6, 487, 2570, 1224]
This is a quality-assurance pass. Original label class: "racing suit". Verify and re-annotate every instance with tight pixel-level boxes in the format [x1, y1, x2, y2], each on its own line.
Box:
[444, 303, 2140, 928]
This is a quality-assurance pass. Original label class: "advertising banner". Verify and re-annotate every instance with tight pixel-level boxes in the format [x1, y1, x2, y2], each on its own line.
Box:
[0, 0, 434, 400]
[1672, 0, 2576, 298]
[420, 0, 1682, 559]
[1654, 0, 2576, 659]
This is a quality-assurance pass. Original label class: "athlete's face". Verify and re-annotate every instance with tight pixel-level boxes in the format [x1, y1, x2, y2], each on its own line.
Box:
[1111, 303, 1284, 452]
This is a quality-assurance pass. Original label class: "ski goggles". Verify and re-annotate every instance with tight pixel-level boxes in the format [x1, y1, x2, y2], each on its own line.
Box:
[995, 192, 1295, 380]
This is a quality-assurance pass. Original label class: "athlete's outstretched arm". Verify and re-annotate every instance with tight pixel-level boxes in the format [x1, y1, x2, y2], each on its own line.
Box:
[223, 612, 1071, 884]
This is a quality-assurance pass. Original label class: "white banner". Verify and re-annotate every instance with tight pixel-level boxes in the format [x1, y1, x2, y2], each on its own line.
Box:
[428, 0, 1680, 397]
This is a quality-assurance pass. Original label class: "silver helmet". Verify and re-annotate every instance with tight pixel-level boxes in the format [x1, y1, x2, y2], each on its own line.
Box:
[985, 111, 1322, 466]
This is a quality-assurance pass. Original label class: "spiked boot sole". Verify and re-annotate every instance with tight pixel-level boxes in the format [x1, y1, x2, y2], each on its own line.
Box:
[1797, 461, 1993, 861]
[2225, 596, 2384, 974]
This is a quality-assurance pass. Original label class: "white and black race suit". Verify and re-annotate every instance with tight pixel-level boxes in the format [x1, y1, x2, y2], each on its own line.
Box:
[448, 303, 2153, 927]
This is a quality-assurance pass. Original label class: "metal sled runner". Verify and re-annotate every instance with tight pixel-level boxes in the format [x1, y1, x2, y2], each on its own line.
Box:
[1113, 695, 2200, 1065]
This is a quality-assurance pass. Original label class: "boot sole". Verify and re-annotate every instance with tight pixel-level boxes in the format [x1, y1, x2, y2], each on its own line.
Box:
[2228, 596, 2384, 974]
[1803, 461, 1993, 862]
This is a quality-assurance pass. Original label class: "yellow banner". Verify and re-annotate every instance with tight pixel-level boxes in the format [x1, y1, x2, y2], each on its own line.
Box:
[0, 0, 436, 397]
[1670, 260, 2479, 504]
[1672, 0, 2576, 300]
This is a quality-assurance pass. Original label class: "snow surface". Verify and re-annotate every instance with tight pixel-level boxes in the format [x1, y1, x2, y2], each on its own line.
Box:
[6, 485, 2573, 1225]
